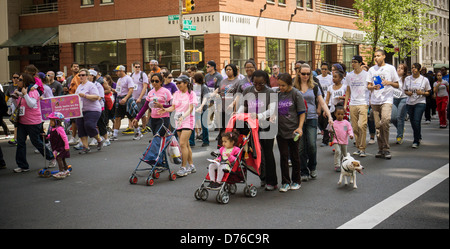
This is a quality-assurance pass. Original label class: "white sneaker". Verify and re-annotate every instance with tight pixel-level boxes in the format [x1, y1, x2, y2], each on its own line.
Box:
[48, 159, 57, 168]
[89, 139, 98, 146]
[187, 164, 196, 174]
[368, 138, 375, 145]
[68, 137, 78, 145]
[133, 133, 143, 140]
[13, 167, 30, 173]
[176, 167, 189, 177]
[103, 139, 111, 146]
[279, 183, 290, 192]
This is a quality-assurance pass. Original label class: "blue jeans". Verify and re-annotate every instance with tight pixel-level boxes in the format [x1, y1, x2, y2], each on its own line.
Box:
[407, 103, 426, 144]
[16, 123, 54, 169]
[391, 98, 408, 138]
[299, 119, 318, 176]
[189, 109, 209, 146]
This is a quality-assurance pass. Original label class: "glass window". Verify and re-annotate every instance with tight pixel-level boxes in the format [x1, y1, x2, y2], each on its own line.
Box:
[230, 36, 254, 72]
[295, 40, 312, 66]
[73, 40, 127, 77]
[342, 44, 359, 71]
[266, 38, 286, 73]
[279, 0, 286, 4]
[81, 0, 94, 6]
[143, 36, 204, 73]
[101, 0, 114, 3]
[297, 0, 303, 8]
[306, 0, 313, 9]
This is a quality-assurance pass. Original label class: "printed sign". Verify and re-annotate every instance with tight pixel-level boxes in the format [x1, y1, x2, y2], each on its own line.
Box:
[41, 94, 83, 120]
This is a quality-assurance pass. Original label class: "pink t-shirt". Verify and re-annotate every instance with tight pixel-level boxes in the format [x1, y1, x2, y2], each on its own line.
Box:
[330, 120, 354, 145]
[172, 90, 198, 130]
[146, 87, 172, 119]
[17, 89, 42, 125]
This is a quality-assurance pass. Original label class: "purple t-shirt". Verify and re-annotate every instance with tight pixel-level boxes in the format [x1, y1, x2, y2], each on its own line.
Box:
[163, 82, 178, 95]
[75, 81, 101, 112]
[116, 75, 135, 97]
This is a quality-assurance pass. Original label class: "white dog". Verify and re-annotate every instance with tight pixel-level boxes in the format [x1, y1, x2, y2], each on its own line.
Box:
[338, 153, 364, 189]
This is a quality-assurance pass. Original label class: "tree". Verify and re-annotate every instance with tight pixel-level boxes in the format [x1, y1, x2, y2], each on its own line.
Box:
[353, 0, 436, 66]
[381, 0, 437, 64]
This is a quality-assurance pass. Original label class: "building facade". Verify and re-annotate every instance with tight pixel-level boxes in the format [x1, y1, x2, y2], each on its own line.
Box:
[414, 0, 449, 71]
[1, 0, 368, 82]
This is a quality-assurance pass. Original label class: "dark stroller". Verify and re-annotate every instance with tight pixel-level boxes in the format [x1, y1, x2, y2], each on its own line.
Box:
[129, 122, 180, 186]
[194, 113, 261, 204]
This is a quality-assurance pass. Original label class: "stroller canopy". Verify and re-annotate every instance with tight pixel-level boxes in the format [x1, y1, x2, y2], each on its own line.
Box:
[225, 113, 261, 175]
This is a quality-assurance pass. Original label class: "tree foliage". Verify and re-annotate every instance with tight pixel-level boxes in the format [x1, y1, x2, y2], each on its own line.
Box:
[353, 0, 437, 65]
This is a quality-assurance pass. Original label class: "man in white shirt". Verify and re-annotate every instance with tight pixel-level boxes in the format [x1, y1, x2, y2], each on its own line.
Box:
[128, 62, 149, 140]
[317, 62, 333, 147]
[345, 55, 369, 157]
[366, 50, 400, 159]
[112, 65, 135, 140]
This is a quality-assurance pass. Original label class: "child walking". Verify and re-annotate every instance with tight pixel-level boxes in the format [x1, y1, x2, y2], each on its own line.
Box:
[329, 106, 354, 172]
[208, 131, 240, 189]
[47, 112, 71, 179]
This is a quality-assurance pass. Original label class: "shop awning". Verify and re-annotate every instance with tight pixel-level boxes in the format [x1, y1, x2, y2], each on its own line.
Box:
[316, 25, 364, 45]
[0, 27, 58, 49]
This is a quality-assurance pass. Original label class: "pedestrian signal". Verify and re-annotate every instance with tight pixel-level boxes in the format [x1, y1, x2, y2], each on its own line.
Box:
[185, 50, 202, 64]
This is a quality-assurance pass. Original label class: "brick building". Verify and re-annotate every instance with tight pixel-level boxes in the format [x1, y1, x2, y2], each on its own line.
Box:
[1, 0, 367, 81]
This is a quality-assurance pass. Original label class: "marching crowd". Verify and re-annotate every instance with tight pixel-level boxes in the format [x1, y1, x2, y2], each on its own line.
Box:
[0, 50, 448, 191]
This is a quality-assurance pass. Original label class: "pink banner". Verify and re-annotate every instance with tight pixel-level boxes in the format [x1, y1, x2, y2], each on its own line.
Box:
[41, 94, 83, 120]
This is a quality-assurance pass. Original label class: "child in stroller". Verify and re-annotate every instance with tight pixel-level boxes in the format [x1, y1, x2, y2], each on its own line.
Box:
[208, 130, 240, 190]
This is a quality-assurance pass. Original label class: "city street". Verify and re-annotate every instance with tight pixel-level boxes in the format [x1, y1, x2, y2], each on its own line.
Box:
[0, 117, 448, 230]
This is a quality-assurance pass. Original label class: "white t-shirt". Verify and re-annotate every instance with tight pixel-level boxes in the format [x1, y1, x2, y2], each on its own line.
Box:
[346, 70, 369, 106]
[405, 75, 431, 105]
[366, 63, 400, 105]
[393, 78, 408, 99]
[116, 75, 135, 97]
[316, 74, 333, 101]
[327, 83, 347, 113]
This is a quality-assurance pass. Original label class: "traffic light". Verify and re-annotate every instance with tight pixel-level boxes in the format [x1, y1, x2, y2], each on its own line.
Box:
[185, 0, 195, 13]
[185, 50, 202, 64]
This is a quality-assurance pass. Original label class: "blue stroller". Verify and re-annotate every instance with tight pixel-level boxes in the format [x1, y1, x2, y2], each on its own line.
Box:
[129, 123, 181, 186]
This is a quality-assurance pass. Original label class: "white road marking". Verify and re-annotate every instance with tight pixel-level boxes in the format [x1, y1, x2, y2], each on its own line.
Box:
[338, 163, 449, 229]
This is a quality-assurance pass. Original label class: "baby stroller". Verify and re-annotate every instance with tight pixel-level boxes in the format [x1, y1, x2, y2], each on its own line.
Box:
[129, 122, 181, 186]
[194, 113, 261, 204]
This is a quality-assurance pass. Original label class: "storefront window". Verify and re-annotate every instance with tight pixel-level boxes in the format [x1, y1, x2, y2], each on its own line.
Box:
[143, 36, 204, 73]
[296, 40, 312, 66]
[73, 40, 126, 77]
[343, 44, 359, 71]
[266, 38, 286, 72]
[230, 36, 254, 72]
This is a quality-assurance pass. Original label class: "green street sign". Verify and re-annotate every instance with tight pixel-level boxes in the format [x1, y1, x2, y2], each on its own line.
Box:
[183, 25, 197, 31]
[183, 20, 192, 25]
[168, 15, 180, 21]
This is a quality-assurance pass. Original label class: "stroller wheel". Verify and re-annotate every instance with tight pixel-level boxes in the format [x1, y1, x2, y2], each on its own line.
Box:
[169, 171, 177, 181]
[146, 177, 154, 186]
[219, 192, 230, 204]
[153, 171, 160, 179]
[200, 189, 209, 201]
[129, 175, 138, 184]
[249, 185, 257, 197]
[229, 184, 237, 194]
[194, 189, 201, 200]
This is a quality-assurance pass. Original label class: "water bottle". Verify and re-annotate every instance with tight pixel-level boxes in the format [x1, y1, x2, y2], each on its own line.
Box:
[294, 132, 301, 142]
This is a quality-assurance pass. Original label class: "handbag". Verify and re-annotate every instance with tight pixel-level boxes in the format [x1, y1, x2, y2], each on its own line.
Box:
[9, 98, 22, 125]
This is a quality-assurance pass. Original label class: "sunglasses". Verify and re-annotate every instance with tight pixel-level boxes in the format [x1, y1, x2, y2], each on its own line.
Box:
[79, 74, 87, 77]
[135, 66, 140, 68]
[151, 80, 160, 83]
[300, 73, 311, 76]
[13, 77, 19, 79]
[175, 81, 185, 85]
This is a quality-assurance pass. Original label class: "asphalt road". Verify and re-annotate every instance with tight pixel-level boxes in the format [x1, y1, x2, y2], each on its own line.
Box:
[0, 117, 448, 229]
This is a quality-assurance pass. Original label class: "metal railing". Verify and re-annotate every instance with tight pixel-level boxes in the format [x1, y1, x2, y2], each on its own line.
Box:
[21, 2, 58, 15]
[316, 2, 358, 18]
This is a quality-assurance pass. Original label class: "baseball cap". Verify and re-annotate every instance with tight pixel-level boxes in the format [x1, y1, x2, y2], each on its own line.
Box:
[114, 65, 126, 71]
[174, 75, 190, 83]
[352, 55, 363, 63]
[48, 112, 65, 120]
[88, 69, 97, 77]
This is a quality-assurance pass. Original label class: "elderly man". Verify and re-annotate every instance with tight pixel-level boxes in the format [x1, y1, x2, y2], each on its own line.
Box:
[47, 71, 63, 96]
